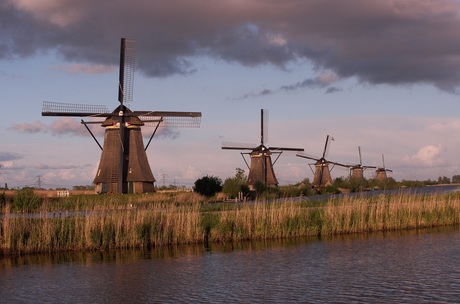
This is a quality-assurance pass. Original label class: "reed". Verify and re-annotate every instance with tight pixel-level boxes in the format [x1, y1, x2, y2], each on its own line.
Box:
[1, 191, 459, 255]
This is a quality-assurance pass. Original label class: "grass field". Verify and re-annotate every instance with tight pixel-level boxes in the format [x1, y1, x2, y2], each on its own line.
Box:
[1, 189, 460, 255]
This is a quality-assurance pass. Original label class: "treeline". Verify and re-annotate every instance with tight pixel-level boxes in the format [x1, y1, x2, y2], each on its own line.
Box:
[192, 168, 460, 201]
[438, 175, 460, 184]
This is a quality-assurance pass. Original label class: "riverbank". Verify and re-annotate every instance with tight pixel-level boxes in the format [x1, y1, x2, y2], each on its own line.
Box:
[1, 190, 460, 255]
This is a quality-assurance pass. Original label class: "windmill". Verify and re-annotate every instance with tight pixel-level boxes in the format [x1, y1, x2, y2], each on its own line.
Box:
[42, 38, 201, 194]
[222, 109, 304, 190]
[348, 146, 376, 180]
[296, 135, 347, 189]
[375, 154, 393, 181]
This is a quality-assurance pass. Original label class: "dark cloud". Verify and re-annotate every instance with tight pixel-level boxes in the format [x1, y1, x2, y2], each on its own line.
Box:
[3, 0, 460, 90]
[0, 151, 22, 162]
[236, 72, 340, 99]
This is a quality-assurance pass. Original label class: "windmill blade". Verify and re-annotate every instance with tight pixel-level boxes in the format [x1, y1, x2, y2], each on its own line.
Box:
[137, 111, 201, 128]
[134, 110, 201, 117]
[118, 38, 136, 105]
[385, 169, 393, 173]
[261, 109, 269, 145]
[362, 165, 377, 169]
[42, 101, 109, 117]
[326, 160, 350, 168]
[222, 142, 258, 150]
[268, 147, 304, 152]
[322, 135, 333, 158]
[358, 146, 362, 166]
[296, 152, 320, 162]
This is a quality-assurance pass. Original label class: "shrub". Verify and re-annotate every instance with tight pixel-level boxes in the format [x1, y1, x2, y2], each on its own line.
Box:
[194, 175, 223, 197]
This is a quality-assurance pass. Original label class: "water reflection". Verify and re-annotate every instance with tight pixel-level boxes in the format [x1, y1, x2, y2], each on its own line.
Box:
[1, 226, 459, 303]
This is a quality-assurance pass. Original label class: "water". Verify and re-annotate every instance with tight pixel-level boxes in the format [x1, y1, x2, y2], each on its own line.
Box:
[1, 227, 459, 303]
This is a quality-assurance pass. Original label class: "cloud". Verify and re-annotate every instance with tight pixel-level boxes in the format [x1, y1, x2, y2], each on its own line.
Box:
[11, 118, 181, 140]
[0, 151, 22, 162]
[2, 0, 460, 91]
[237, 71, 340, 99]
[11, 118, 106, 137]
[403, 144, 447, 167]
[52, 63, 115, 75]
[426, 119, 460, 133]
[10, 120, 48, 133]
[34, 163, 90, 170]
[49, 118, 90, 136]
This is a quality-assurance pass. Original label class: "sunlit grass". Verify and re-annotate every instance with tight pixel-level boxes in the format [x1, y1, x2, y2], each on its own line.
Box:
[1, 191, 459, 255]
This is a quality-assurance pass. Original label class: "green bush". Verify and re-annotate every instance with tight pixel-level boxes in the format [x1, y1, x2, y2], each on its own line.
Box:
[194, 175, 223, 197]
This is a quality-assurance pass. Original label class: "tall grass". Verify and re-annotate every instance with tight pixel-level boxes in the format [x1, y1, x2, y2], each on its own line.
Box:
[1, 191, 459, 255]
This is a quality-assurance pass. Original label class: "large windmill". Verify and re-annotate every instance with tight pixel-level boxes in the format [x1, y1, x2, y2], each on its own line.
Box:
[42, 38, 201, 194]
[375, 154, 393, 181]
[222, 109, 304, 190]
[348, 146, 376, 180]
[297, 135, 347, 188]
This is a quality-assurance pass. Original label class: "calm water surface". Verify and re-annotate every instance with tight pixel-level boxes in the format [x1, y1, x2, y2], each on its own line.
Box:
[1, 227, 459, 303]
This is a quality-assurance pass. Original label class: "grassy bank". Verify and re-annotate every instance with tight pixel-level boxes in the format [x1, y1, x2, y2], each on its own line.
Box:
[1, 191, 460, 255]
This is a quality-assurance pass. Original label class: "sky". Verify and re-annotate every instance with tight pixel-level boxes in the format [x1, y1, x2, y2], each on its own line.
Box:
[2, 0, 460, 189]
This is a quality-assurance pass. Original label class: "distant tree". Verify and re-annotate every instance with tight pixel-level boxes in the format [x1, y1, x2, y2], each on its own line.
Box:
[437, 176, 451, 184]
[194, 175, 223, 197]
[222, 168, 249, 199]
[73, 185, 95, 190]
[452, 175, 460, 184]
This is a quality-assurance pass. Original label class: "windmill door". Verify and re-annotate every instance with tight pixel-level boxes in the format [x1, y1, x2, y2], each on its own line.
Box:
[128, 182, 134, 194]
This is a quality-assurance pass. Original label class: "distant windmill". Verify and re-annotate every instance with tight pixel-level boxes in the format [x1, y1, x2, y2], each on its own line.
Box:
[42, 38, 201, 194]
[222, 109, 304, 190]
[297, 135, 347, 188]
[348, 146, 376, 180]
[375, 154, 393, 181]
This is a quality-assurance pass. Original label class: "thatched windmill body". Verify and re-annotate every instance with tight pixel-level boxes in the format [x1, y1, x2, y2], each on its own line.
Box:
[297, 135, 347, 188]
[42, 38, 201, 194]
[375, 154, 393, 181]
[222, 109, 303, 190]
[348, 146, 376, 180]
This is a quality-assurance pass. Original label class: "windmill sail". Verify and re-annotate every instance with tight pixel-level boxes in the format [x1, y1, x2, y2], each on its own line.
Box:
[118, 38, 136, 105]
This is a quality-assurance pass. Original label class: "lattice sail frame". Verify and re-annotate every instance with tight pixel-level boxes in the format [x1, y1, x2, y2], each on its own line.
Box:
[42, 101, 201, 128]
[139, 115, 201, 128]
[119, 39, 136, 105]
[42, 101, 109, 116]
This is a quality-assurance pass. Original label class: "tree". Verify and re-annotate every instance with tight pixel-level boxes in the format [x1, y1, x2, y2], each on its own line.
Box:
[194, 175, 223, 197]
[452, 175, 460, 184]
[438, 176, 450, 184]
[222, 168, 249, 199]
